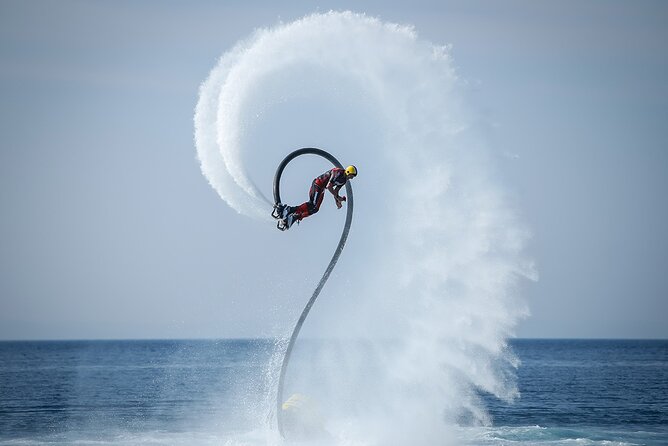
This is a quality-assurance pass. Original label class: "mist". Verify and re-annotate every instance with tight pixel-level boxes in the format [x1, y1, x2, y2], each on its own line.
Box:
[194, 12, 535, 444]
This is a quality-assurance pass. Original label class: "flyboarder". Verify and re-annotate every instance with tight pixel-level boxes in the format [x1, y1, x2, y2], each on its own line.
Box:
[276, 165, 357, 230]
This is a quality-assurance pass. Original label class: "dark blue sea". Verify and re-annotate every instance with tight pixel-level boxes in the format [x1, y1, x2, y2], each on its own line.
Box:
[0, 339, 666, 445]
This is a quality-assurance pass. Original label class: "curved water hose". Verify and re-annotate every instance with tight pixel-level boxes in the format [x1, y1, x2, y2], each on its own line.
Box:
[273, 148, 354, 437]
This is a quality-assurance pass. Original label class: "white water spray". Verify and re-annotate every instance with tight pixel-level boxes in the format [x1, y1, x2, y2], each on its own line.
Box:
[195, 11, 535, 445]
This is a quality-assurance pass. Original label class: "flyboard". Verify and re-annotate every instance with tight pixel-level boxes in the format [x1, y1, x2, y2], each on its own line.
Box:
[271, 148, 354, 438]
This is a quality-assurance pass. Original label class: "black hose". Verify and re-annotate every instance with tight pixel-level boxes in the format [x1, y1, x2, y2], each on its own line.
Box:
[272, 148, 354, 438]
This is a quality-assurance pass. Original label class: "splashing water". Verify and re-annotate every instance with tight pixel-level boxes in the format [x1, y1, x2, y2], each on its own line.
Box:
[194, 11, 536, 446]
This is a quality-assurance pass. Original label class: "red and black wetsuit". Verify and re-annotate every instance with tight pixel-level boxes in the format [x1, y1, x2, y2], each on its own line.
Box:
[291, 167, 348, 220]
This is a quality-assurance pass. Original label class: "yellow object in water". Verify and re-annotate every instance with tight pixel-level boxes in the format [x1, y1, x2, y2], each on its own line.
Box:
[282, 393, 310, 411]
[280, 393, 326, 438]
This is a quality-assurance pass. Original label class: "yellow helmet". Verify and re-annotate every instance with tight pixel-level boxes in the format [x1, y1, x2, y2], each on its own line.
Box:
[345, 165, 357, 177]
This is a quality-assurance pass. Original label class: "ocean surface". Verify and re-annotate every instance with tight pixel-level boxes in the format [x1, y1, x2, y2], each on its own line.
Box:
[0, 339, 666, 445]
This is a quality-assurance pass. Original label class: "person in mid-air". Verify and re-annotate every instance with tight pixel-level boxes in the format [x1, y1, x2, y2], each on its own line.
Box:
[280, 165, 357, 229]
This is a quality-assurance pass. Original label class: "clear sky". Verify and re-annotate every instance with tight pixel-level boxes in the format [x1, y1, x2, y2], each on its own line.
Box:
[1, 0, 666, 340]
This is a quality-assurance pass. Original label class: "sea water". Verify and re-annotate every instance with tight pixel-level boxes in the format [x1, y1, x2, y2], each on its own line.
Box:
[0, 339, 666, 445]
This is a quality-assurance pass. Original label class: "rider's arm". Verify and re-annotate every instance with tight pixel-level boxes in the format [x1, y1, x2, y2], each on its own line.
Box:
[327, 183, 342, 199]
[328, 184, 345, 209]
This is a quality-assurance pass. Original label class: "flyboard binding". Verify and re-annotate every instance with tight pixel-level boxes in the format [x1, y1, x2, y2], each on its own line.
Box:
[272, 203, 297, 231]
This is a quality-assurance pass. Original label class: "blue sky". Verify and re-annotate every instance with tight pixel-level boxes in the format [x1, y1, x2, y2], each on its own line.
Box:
[1, 1, 666, 340]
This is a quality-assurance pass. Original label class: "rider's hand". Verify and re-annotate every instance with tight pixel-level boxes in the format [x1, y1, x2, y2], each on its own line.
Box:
[336, 200, 343, 209]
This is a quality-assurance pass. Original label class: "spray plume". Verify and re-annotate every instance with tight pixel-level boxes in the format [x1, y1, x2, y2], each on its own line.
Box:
[194, 11, 536, 445]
